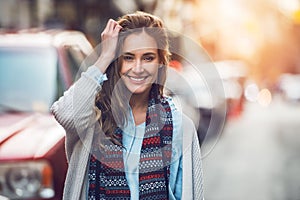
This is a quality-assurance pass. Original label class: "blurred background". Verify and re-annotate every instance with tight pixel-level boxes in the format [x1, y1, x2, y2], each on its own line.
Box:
[0, 0, 300, 199]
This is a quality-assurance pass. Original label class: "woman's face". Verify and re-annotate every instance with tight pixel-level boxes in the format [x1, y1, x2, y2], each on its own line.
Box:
[120, 31, 160, 95]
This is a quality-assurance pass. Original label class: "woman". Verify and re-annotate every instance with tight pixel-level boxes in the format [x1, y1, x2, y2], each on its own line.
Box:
[51, 11, 203, 200]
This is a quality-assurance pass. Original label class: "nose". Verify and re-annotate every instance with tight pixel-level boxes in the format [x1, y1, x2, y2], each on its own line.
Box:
[131, 59, 144, 73]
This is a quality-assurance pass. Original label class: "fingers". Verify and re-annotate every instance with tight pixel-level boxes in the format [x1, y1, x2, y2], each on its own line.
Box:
[107, 19, 117, 33]
[101, 19, 122, 39]
[96, 19, 123, 72]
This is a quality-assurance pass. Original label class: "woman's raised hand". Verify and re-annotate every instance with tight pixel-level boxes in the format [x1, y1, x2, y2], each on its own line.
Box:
[95, 19, 122, 73]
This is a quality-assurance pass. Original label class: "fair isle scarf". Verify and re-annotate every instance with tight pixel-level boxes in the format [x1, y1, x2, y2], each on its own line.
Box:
[88, 84, 173, 200]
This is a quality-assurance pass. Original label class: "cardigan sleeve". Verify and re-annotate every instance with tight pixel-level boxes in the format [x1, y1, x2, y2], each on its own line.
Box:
[181, 114, 204, 200]
[50, 66, 105, 161]
[192, 128, 204, 200]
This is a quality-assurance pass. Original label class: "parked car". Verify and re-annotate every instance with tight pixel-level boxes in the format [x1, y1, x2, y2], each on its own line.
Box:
[0, 30, 93, 200]
[278, 73, 300, 103]
[165, 61, 226, 146]
[214, 60, 247, 118]
[166, 33, 248, 148]
[165, 59, 247, 145]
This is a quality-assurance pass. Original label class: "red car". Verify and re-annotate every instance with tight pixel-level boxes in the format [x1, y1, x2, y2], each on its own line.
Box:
[0, 30, 93, 199]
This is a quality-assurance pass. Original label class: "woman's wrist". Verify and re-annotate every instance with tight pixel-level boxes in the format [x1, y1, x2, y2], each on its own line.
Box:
[85, 66, 108, 85]
[94, 54, 114, 74]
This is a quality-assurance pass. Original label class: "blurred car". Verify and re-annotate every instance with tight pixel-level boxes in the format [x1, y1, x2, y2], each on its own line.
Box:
[165, 61, 226, 145]
[214, 60, 247, 118]
[278, 73, 300, 103]
[0, 30, 93, 200]
[165, 34, 248, 146]
[165, 60, 247, 145]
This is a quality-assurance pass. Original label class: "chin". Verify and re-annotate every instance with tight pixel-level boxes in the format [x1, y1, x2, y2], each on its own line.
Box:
[126, 84, 152, 95]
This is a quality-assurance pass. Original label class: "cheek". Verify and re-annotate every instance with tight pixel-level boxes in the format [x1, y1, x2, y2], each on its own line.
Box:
[148, 64, 160, 74]
[120, 62, 130, 75]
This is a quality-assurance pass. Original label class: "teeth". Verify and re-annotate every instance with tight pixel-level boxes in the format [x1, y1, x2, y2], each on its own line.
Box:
[129, 76, 146, 81]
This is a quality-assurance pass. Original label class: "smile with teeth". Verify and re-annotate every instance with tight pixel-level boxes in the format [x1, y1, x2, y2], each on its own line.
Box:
[127, 75, 148, 82]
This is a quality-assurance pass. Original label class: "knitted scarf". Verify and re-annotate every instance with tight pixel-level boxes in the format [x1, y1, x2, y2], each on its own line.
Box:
[88, 84, 173, 200]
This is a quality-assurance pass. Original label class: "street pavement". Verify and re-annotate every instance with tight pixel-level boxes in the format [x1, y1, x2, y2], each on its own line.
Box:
[202, 96, 300, 200]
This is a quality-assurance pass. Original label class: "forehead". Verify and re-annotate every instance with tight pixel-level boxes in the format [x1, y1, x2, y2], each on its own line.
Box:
[122, 31, 158, 53]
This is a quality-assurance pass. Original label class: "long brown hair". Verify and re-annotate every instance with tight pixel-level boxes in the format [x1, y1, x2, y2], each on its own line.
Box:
[95, 11, 171, 145]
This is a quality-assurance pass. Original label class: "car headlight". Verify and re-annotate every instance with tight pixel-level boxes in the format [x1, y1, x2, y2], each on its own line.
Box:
[0, 160, 55, 199]
[7, 166, 41, 197]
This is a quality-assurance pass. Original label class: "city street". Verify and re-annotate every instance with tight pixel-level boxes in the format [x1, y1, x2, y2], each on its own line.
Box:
[202, 96, 300, 200]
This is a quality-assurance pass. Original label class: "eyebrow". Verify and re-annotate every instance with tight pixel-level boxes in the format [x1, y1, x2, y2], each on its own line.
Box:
[122, 52, 157, 56]
[122, 52, 135, 56]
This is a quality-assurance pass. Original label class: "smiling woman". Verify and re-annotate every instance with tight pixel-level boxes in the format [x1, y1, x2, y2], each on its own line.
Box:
[120, 32, 160, 95]
[51, 11, 204, 200]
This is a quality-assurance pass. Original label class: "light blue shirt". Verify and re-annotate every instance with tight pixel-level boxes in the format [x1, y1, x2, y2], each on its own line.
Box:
[87, 66, 183, 199]
[122, 107, 183, 200]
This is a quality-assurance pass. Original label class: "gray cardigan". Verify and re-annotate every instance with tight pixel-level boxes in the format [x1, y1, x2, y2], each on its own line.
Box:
[50, 68, 204, 200]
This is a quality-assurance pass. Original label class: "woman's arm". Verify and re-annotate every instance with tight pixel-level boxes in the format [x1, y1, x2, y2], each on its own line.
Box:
[50, 18, 122, 132]
[50, 67, 105, 162]
[50, 67, 104, 133]
[50, 19, 122, 160]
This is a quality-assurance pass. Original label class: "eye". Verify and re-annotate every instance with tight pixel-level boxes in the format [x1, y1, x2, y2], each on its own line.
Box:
[143, 55, 155, 62]
[123, 55, 134, 62]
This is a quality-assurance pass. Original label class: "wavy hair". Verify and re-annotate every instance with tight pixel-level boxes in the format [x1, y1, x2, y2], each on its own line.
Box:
[95, 11, 171, 146]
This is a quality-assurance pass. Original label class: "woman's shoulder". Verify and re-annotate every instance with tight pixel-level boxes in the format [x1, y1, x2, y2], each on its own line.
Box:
[164, 95, 176, 110]
[164, 95, 196, 132]
[164, 95, 198, 156]
[164, 96, 192, 119]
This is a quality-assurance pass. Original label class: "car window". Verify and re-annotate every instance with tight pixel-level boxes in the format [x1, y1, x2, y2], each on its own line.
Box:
[64, 45, 86, 81]
[0, 46, 58, 113]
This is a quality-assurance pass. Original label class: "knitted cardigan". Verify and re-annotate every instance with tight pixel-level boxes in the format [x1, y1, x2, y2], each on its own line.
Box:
[50, 69, 204, 200]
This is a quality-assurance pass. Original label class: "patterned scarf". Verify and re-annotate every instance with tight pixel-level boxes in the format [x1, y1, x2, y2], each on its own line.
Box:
[88, 84, 173, 200]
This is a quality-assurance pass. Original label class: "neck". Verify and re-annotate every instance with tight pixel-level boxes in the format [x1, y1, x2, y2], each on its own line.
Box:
[129, 90, 150, 125]
[129, 91, 149, 111]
